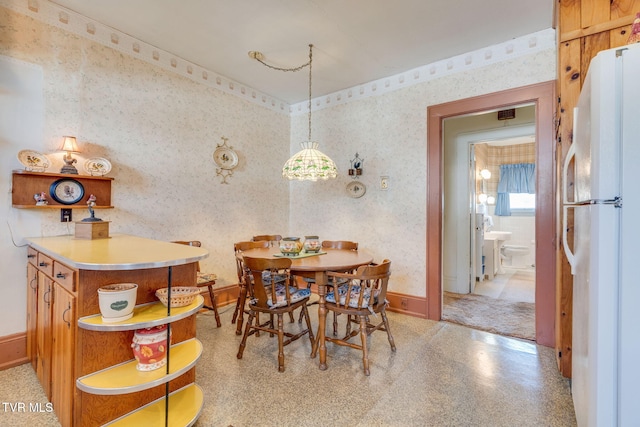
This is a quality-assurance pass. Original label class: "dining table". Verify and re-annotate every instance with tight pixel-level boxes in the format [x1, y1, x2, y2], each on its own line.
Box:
[238, 247, 373, 370]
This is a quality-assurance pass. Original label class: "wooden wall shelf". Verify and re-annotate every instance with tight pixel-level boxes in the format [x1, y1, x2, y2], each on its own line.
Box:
[12, 170, 113, 209]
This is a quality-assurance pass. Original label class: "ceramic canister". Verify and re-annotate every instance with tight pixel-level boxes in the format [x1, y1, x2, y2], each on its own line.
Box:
[279, 237, 303, 256]
[303, 236, 320, 252]
[131, 324, 171, 371]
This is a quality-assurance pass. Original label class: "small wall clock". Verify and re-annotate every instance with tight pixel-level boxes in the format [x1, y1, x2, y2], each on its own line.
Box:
[50, 178, 85, 204]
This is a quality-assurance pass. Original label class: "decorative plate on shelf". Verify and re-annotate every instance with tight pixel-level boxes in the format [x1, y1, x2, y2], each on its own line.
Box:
[346, 181, 366, 198]
[213, 146, 238, 170]
[84, 157, 112, 176]
[49, 178, 85, 205]
[17, 150, 50, 172]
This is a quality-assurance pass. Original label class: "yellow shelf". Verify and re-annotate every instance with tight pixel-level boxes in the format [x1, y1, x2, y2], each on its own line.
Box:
[104, 383, 203, 427]
[78, 295, 204, 331]
[76, 338, 202, 395]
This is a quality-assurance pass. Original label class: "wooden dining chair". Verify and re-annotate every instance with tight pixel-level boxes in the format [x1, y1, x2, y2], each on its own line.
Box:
[311, 259, 395, 376]
[252, 234, 282, 247]
[237, 256, 315, 372]
[299, 240, 359, 325]
[233, 240, 270, 334]
[321, 240, 359, 251]
[172, 241, 221, 327]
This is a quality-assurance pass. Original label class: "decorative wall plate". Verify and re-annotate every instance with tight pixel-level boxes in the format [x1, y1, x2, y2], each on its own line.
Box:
[346, 181, 366, 198]
[84, 157, 112, 176]
[17, 150, 50, 172]
[50, 178, 85, 204]
[213, 146, 238, 170]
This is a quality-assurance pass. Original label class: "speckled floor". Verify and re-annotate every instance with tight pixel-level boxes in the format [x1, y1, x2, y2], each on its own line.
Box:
[0, 303, 577, 426]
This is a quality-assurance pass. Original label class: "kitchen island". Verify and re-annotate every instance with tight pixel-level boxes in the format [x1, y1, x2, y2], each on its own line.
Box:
[25, 234, 208, 427]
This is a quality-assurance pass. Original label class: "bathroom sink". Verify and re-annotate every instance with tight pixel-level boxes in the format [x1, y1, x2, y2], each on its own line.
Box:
[484, 231, 512, 241]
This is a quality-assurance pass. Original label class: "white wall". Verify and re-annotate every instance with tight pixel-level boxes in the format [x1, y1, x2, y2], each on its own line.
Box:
[0, 55, 44, 335]
[0, 4, 556, 336]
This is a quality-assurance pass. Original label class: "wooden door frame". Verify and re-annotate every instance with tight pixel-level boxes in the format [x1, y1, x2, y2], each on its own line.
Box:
[426, 81, 556, 347]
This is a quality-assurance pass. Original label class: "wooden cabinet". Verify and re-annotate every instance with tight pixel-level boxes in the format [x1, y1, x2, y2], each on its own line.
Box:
[26, 251, 38, 370]
[30, 249, 76, 411]
[25, 235, 207, 426]
[35, 270, 53, 398]
[12, 170, 113, 209]
[52, 284, 76, 427]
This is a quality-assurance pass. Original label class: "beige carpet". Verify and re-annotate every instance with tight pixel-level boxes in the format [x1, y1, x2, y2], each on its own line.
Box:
[442, 291, 535, 341]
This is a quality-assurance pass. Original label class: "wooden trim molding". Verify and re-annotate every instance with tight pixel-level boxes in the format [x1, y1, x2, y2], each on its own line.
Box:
[205, 284, 239, 309]
[386, 292, 428, 319]
[0, 332, 28, 370]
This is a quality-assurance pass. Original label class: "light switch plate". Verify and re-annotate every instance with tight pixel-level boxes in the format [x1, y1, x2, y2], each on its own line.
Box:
[380, 176, 389, 190]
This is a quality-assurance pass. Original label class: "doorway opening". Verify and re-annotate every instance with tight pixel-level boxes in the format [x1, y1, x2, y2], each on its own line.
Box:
[440, 110, 537, 340]
[426, 81, 556, 346]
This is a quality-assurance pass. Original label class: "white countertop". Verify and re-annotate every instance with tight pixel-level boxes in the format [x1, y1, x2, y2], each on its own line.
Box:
[26, 234, 209, 271]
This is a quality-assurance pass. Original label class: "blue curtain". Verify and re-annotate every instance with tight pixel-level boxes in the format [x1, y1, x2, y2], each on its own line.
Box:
[495, 163, 535, 216]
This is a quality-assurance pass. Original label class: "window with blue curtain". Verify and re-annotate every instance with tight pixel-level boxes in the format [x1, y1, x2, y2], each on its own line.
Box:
[495, 163, 535, 216]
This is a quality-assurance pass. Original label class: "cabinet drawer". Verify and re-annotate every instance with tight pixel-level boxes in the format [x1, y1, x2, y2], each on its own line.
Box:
[36, 253, 53, 277]
[27, 247, 38, 266]
[53, 262, 75, 293]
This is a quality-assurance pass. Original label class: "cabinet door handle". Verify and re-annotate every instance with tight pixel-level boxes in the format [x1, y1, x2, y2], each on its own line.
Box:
[62, 303, 71, 329]
[39, 261, 49, 267]
[27, 254, 35, 258]
[30, 276, 37, 290]
[56, 272, 67, 279]
[43, 287, 51, 308]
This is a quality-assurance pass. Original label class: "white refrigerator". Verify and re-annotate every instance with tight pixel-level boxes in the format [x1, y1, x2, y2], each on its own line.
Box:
[563, 44, 640, 426]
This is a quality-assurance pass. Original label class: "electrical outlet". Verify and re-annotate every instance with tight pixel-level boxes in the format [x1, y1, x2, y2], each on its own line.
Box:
[380, 176, 389, 190]
[61, 209, 72, 222]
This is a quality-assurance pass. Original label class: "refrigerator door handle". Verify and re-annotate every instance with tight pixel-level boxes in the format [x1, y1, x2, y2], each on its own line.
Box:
[562, 128, 578, 274]
[562, 205, 577, 275]
[562, 121, 577, 205]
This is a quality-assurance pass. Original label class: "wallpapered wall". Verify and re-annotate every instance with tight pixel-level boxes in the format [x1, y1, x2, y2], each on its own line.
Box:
[0, 7, 290, 335]
[0, 5, 556, 336]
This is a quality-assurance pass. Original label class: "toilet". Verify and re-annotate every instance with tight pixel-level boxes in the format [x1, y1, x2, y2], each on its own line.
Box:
[501, 244, 531, 268]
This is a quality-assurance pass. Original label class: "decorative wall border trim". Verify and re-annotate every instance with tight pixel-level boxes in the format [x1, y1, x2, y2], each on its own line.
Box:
[1, 0, 290, 114]
[2, 0, 555, 117]
[290, 28, 556, 116]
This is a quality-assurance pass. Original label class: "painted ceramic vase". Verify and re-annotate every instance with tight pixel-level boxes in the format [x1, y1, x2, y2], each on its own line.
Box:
[303, 236, 320, 253]
[131, 324, 171, 371]
[279, 237, 303, 256]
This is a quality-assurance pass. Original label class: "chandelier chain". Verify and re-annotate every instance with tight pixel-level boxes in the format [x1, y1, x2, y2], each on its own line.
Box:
[253, 57, 310, 73]
[307, 44, 312, 141]
[251, 44, 314, 141]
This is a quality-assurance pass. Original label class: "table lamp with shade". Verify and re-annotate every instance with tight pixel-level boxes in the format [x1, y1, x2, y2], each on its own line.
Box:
[59, 136, 80, 174]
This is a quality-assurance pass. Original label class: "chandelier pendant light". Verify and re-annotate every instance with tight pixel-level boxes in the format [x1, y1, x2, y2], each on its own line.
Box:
[250, 44, 337, 181]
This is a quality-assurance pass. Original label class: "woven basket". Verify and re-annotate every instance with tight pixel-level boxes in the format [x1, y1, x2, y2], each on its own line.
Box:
[155, 286, 200, 308]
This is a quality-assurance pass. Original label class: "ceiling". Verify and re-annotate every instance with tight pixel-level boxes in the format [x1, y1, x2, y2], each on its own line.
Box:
[49, 0, 555, 105]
